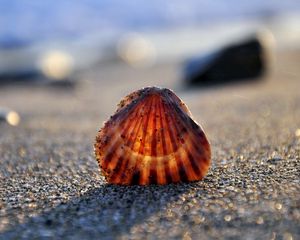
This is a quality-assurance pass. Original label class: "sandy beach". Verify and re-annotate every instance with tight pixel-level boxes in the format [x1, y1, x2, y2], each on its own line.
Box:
[0, 49, 299, 239]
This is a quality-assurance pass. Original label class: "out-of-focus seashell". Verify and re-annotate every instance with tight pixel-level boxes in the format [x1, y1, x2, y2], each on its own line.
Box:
[94, 87, 211, 185]
[0, 108, 20, 126]
[117, 33, 156, 67]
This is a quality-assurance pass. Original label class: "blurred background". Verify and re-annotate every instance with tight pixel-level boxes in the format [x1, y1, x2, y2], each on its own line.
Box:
[0, 0, 300, 126]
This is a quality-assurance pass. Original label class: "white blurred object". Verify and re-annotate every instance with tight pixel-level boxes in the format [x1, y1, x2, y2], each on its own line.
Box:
[0, 108, 20, 126]
[117, 33, 156, 67]
[38, 50, 73, 80]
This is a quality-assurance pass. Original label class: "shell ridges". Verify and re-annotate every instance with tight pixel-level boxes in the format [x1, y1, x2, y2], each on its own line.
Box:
[94, 87, 211, 185]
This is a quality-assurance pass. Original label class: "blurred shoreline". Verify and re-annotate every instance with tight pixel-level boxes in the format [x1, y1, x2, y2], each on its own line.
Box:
[1, 13, 300, 78]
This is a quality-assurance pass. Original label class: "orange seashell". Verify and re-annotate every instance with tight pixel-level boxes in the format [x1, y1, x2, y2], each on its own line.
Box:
[94, 87, 211, 185]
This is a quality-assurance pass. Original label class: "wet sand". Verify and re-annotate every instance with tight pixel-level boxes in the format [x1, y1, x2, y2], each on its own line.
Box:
[0, 50, 299, 239]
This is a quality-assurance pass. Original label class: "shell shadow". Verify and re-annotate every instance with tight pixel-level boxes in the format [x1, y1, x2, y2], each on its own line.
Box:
[1, 182, 197, 239]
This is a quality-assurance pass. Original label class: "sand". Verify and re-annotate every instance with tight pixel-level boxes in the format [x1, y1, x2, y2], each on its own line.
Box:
[0, 50, 299, 239]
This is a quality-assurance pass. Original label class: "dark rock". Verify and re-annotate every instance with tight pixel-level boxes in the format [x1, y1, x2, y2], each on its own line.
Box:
[183, 35, 270, 86]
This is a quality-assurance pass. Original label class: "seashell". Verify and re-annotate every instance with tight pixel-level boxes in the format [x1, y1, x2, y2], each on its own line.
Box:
[94, 87, 211, 185]
[0, 108, 20, 126]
